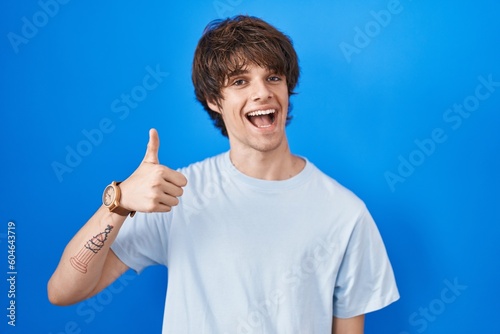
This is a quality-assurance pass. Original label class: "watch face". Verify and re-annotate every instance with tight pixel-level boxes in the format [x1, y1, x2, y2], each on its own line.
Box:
[103, 185, 115, 206]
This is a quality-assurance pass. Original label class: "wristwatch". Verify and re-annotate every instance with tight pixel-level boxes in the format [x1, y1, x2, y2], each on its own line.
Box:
[102, 181, 136, 217]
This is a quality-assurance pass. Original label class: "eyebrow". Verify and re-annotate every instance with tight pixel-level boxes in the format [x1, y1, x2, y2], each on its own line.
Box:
[227, 68, 249, 78]
[227, 67, 281, 79]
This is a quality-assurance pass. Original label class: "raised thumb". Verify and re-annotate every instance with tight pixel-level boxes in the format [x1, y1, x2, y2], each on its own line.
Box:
[143, 128, 160, 164]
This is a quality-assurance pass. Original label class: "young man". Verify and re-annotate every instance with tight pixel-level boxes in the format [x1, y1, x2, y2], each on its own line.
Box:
[48, 15, 399, 333]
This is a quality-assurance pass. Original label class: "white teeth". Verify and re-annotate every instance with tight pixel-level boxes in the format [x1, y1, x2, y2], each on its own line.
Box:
[246, 109, 276, 117]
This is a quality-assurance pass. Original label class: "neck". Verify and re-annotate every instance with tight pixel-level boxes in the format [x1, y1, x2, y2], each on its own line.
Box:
[229, 140, 305, 181]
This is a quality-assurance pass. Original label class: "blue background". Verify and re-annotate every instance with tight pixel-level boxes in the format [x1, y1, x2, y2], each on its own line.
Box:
[1, 0, 499, 333]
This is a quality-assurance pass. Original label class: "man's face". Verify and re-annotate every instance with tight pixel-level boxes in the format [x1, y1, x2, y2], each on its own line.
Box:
[208, 64, 290, 154]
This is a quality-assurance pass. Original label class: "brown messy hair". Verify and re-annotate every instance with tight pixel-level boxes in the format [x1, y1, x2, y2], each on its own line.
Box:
[192, 15, 300, 137]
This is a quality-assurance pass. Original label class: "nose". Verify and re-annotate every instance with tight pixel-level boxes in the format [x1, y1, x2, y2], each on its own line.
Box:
[251, 80, 273, 101]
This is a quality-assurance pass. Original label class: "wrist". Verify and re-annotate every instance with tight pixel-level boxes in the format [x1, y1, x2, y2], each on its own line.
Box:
[102, 181, 136, 217]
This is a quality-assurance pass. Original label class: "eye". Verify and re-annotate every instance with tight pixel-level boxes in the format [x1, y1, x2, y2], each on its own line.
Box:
[232, 79, 246, 86]
[268, 75, 282, 82]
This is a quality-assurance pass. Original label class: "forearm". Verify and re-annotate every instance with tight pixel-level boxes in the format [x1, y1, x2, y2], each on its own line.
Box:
[48, 205, 127, 305]
[332, 315, 365, 334]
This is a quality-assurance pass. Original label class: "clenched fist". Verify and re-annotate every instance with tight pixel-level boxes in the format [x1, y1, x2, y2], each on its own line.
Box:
[119, 129, 187, 213]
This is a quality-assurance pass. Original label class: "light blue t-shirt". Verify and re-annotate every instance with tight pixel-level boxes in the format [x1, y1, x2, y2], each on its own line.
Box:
[112, 152, 399, 333]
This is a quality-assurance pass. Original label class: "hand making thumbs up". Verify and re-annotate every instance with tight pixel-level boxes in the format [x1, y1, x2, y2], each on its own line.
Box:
[119, 129, 188, 213]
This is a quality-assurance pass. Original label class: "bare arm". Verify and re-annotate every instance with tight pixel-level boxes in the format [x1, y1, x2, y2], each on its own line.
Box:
[47, 206, 129, 305]
[332, 315, 365, 334]
[48, 129, 187, 306]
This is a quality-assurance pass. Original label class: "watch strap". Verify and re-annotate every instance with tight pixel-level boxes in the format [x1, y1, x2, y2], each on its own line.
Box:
[106, 181, 136, 217]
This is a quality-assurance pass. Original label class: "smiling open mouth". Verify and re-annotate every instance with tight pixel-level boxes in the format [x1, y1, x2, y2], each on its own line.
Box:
[246, 109, 276, 128]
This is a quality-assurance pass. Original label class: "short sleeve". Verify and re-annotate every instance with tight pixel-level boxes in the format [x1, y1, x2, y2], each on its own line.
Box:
[111, 211, 170, 273]
[333, 208, 399, 318]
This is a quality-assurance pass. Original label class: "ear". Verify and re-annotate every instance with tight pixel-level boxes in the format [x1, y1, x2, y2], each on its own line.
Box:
[207, 99, 221, 114]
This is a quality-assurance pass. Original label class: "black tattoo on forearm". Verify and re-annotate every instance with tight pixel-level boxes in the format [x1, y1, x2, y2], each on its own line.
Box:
[70, 225, 114, 274]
